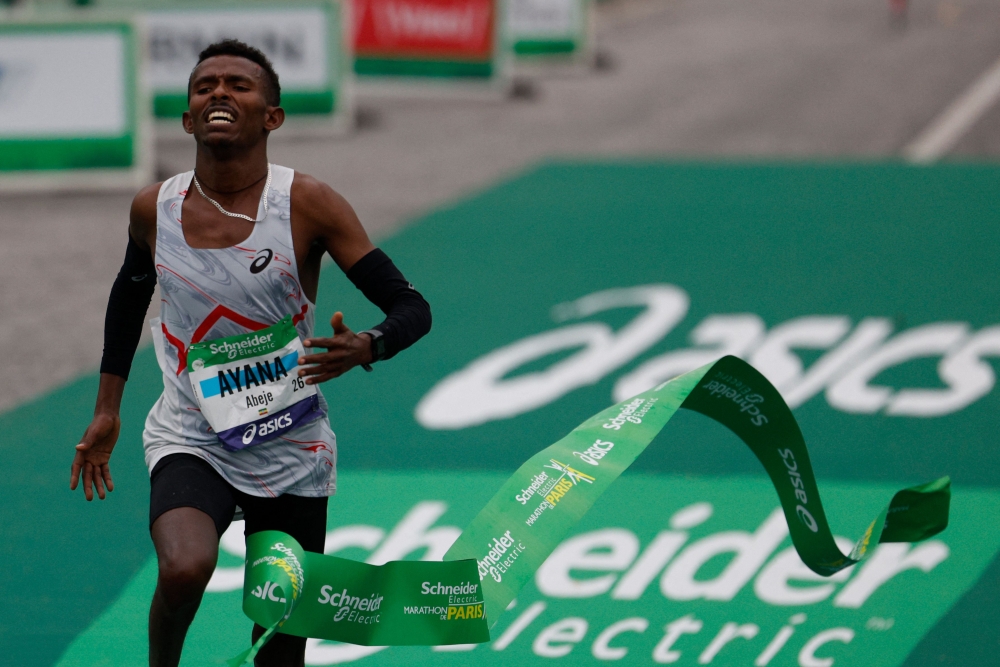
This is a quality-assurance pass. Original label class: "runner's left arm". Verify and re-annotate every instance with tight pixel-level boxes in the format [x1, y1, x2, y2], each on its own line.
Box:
[343, 247, 432, 362]
[292, 175, 431, 383]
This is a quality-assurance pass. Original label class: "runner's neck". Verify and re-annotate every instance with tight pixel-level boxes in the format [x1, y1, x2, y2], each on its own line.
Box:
[193, 144, 271, 198]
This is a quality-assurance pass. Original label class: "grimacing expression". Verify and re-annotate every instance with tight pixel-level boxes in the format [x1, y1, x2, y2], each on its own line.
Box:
[182, 55, 283, 145]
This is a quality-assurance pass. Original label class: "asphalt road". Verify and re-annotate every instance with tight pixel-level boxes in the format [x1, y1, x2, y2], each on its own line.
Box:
[0, 0, 997, 413]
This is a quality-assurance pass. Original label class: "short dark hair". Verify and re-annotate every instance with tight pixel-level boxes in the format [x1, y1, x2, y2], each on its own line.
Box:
[188, 39, 281, 106]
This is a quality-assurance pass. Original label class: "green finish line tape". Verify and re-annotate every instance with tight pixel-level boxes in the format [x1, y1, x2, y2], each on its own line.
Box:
[234, 356, 950, 664]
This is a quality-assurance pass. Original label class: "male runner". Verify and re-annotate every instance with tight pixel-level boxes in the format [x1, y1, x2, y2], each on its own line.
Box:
[68, 40, 431, 667]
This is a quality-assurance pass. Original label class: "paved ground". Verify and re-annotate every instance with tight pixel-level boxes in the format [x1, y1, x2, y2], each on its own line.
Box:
[0, 0, 998, 413]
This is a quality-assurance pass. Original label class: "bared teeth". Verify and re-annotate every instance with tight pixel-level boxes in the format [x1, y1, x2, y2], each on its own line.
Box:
[207, 111, 235, 124]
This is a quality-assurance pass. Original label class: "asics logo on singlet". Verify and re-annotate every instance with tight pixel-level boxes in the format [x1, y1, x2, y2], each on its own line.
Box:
[243, 413, 293, 444]
[250, 249, 274, 274]
[210, 333, 274, 360]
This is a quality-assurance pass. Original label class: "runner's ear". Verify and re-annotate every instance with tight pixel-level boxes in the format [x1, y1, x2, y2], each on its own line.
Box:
[264, 106, 284, 132]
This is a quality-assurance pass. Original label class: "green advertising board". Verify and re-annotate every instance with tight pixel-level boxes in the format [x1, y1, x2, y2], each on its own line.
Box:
[3, 162, 999, 667]
[505, 0, 591, 60]
[137, 1, 351, 124]
[0, 20, 150, 189]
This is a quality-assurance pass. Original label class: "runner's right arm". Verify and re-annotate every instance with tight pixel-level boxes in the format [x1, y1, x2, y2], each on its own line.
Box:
[70, 184, 160, 501]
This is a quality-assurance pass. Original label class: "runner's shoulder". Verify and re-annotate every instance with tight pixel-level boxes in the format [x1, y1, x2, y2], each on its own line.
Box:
[129, 181, 162, 245]
[290, 171, 356, 226]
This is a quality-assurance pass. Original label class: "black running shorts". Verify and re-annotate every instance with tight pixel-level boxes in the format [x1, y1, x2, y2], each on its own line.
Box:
[149, 453, 327, 552]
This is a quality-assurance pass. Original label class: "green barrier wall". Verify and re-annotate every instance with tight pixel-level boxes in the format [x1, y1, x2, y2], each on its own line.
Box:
[3, 162, 999, 667]
[0, 22, 140, 173]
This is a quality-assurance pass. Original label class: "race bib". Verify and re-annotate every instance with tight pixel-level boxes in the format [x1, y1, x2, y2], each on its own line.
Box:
[187, 316, 321, 451]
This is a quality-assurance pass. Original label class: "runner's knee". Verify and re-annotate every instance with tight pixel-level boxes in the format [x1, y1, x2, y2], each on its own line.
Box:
[157, 550, 216, 606]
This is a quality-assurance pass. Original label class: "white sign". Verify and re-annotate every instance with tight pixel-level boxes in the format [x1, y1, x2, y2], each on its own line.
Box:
[0, 32, 127, 137]
[146, 7, 331, 93]
[506, 0, 579, 38]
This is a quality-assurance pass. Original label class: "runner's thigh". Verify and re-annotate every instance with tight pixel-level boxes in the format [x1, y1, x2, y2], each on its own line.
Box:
[238, 492, 328, 553]
[150, 453, 238, 537]
[239, 493, 328, 665]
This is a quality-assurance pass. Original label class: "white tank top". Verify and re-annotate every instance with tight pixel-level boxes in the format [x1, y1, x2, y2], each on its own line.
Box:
[143, 165, 336, 498]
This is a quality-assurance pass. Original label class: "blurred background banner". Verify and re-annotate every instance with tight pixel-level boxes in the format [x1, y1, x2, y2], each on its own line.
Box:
[351, 0, 503, 84]
[144, 1, 352, 128]
[505, 0, 591, 64]
[0, 19, 151, 190]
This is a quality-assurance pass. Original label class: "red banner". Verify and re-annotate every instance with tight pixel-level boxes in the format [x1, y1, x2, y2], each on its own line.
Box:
[352, 0, 494, 59]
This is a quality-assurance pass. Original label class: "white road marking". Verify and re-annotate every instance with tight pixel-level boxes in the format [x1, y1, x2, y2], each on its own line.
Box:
[904, 53, 1000, 163]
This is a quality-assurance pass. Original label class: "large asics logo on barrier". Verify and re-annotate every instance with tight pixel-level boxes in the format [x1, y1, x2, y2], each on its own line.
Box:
[416, 284, 1000, 429]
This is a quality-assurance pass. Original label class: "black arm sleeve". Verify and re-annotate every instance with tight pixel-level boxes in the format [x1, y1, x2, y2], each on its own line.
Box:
[345, 248, 431, 361]
[100, 234, 157, 379]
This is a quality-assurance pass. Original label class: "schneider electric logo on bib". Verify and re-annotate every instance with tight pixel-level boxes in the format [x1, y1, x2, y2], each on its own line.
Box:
[416, 283, 1000, 429]
[210, 332, 275, 360]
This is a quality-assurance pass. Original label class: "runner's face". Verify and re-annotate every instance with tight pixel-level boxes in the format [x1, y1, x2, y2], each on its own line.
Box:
[183, 55, 283, 147]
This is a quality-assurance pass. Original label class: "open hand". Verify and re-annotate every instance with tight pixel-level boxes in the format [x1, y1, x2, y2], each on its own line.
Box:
[71, 412, 120, 501]
[298, 312, 373, 384]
